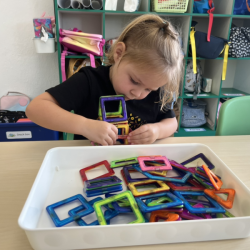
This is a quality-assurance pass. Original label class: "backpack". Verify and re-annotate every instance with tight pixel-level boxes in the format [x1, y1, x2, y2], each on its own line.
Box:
[189, 21, 229, 81]
[185, 60, 202, 99]
[181, 99, 207, 128]
[59, 28, 105, 82]
[193, 0, 215, 41]
[228, 27, 250, 58]
[233, 0, 250, 15]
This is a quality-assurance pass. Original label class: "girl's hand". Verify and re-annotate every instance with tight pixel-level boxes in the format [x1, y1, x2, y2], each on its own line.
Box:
[127, 124, 159, 144]
[83, 119, 118, 146]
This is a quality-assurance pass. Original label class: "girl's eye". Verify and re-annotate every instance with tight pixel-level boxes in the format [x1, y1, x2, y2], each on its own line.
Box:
[130, 77, 138, 85]
[146, 89, 151, 93]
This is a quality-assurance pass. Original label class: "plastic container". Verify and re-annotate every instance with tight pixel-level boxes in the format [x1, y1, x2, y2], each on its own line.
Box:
[33, 38, 56, 53]
[152, 0, 189, 13]
[18, 144, 250, 249]
[0, 122, 59, 141]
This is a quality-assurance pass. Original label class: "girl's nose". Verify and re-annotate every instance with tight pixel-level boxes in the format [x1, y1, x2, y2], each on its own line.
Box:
[131, 89, 142, 99]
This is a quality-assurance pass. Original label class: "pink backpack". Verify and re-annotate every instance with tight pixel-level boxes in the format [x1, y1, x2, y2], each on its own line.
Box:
[59, 28, 105, 81]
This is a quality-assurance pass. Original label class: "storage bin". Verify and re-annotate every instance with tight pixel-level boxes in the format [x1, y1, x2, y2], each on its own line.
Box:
[33, 38, 56, 53]
[152, 0, 189, 13]
[18, 144, 250, 249]
[0, 122, 59, 141]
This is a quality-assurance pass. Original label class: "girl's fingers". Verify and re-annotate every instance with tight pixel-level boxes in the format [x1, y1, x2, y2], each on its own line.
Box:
[129, 125, 148, 136]
[104, 136, 114, 146]
[128, 131, 150, 141]
[109, 131, 117, 145]
[101, 140, 108, 146]
[129, 137, 151, 145]
[111, 125, 118, 134]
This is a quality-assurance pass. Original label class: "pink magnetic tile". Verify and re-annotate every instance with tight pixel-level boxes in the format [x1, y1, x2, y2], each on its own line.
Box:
[138, 156, 172, 171]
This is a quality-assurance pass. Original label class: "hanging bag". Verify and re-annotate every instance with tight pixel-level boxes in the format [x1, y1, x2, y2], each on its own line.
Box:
[193, 0, 215, 41]
[228, 27, 250, 58]
[67, 58, 101, 79]
[0, 92, 31, 112]
[59, 28, 105, 81]
[233, 0, 250, 15]
[181, 99, 207, 128]
[189, 22, 229, 80]
[185, 60, 203, 99]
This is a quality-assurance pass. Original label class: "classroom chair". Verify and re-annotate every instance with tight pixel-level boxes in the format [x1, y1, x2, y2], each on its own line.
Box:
[216, 96, 250, 136]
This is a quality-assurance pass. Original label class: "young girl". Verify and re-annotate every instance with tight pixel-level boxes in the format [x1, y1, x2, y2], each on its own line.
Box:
[26, 14, 183, 145]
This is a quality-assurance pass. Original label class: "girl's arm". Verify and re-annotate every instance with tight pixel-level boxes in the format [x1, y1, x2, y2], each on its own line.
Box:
[127, 118, 178, 144]
[152, 117, 178, 139]
[26, 92, 118, 145]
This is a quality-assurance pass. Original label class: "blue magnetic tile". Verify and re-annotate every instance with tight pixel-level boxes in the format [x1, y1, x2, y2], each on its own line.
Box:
[173, 190, 226, 214]
[68, 197, 116, 226]
[135, 191, 183, 213]
[46, 194, 94, 227]
[105, 193, 132, 213]
[86, 185, 123, 197]
[132, 164, 192, 183]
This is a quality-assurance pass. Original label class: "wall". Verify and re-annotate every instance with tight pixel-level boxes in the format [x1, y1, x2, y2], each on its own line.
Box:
[0, 0, 59, 99]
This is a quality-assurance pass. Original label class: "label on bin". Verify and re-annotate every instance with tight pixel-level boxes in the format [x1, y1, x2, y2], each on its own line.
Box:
[184, 128, 206, 132]
[223, 93, 245, 96]
[6, 131, 32, 139]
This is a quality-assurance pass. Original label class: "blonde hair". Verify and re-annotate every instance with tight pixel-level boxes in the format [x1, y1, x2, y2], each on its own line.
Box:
[106, 14, 184, 111]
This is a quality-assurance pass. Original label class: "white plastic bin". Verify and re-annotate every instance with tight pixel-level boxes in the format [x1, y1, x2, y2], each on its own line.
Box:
[18, 144, 250, 249]
[33, 38, 56, 53]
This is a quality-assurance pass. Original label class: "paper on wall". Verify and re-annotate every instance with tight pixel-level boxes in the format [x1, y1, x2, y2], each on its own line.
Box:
[105, 0, 118, 10]
[124, 0, 141, 12]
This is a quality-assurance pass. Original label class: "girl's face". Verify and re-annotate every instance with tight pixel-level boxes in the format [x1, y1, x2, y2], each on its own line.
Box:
[110, 43, 167, 101]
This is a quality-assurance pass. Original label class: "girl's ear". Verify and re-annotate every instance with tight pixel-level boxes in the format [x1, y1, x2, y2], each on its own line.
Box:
[113, 42, 126, 62]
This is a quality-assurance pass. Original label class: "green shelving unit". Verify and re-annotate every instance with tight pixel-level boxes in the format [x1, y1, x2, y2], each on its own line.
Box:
[53, 0, 250, 139]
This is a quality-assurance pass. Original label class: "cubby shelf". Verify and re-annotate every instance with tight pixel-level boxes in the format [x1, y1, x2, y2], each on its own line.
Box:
[183, 93, 219, 99]
[176, 125, 216, 137]
[54, 0, 250, 138]
[65, 55, 102, 59]
[220, 88, 250, 97]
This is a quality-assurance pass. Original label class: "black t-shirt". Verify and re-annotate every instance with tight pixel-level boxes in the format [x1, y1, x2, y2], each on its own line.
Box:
[46, 65, 175, 140]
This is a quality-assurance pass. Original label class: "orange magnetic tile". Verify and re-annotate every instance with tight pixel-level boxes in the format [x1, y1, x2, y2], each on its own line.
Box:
[204, 188, 236, 209]
[202, 165, 223, 191]
[149, 211, 179, 222]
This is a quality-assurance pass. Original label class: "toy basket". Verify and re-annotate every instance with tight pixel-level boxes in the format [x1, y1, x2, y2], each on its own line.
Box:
[152, 0, 189, 13]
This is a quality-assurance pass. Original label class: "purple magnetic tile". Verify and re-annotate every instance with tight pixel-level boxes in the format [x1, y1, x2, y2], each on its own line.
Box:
[189, 167, 197, 173]
[186, 199, 211, 207]
[195, 173, 214, 187]
[179, 208, 204, 220]
[161, 208, 183, 213]
[181, 153, 215, 170]
[195, 173, 211, 182]
[100, 96, 127, 123]
[123, 166, 149, 182]
[85, 176, 122, 189]
[193, 203, 212, 219]
[169, 160, 195, 173]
